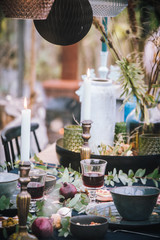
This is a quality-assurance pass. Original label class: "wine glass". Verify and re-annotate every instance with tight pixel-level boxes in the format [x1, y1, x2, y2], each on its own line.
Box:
[27, 169, 46, 213]
[80, 159, 107, 204]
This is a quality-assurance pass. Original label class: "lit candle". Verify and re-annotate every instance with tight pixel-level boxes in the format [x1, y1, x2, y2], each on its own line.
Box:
[21, 97, 31, 162]
[82, 69, 91, 120]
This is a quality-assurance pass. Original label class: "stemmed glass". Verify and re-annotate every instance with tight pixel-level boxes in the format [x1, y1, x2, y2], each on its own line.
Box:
[80, 159, 107, 204]
[27, 169, 46, 213]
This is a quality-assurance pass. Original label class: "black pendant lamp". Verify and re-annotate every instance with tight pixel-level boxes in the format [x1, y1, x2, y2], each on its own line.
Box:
[34, 0, 93, 46]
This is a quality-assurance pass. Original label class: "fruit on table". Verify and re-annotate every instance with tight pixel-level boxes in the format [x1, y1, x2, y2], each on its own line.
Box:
[51, 213, 61, 229]
[2, 217, 18, 227]
[60, 182, 77, 199]
[32, 217, 53, 238]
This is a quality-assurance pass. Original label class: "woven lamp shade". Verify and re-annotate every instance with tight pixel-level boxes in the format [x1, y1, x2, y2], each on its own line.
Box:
[0, 0, 54, 19]
[34, 0, 93, 46]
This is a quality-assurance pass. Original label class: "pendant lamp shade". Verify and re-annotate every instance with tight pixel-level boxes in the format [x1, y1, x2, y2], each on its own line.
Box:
[0, 0, 54, 19]
[89, 0, 128, 17]
[34, 0, 93, 46]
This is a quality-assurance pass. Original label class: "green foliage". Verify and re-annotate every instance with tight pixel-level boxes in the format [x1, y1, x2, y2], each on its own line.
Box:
[0, 195, 13, 211]
[66, 193, 89, 213]
[117, 57, 154, 123]
[98, 134, 133, 156]
[0, 164, 6, 171]
[46, 167, 89, 215]
[3, 227, 8, 239]
[58, 217, 70, 238]
[105, 167, 160, 187]
[34, 154, 44, 164]
[26, 165, 160, 237]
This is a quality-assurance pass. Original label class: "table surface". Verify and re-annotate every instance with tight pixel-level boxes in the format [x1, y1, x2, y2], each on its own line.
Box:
[2, 144, 160, 240]
[31, 142, 60, 165]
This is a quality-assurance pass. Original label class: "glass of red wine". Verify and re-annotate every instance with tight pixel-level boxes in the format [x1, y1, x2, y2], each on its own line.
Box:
[27, 169, 46, 213]
[80, 159, 107, 204]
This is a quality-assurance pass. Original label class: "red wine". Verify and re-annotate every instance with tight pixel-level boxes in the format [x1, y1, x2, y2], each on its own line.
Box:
[27, 182, 44, 199]
[82, 172, 104, 188]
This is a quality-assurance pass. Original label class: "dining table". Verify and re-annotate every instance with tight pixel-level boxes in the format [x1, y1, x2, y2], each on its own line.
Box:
[1, 142, 160, 240]
[32, 142, 60, 165]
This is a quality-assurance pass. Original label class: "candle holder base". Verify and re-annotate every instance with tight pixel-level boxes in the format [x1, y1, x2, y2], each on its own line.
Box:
[9, 232, 38, 240]
[8, 161, 38, 240]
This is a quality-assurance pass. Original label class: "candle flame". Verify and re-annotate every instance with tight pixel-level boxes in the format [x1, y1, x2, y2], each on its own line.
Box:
[87, 68, 90, 78]
[24, 97, 28, 109]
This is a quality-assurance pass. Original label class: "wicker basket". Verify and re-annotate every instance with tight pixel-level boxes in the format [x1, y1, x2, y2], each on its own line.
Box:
[1, 0, 54, 19]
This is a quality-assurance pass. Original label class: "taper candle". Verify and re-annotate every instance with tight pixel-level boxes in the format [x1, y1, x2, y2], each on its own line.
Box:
[21, 97, 31, 162]
[82, 69, 91, 120]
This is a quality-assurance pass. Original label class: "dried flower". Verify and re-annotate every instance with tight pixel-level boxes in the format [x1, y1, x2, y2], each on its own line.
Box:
[92, 16, 159, 124]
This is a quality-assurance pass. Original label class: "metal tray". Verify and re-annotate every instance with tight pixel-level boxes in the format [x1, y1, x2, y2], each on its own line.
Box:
[56, 138, 160, 174]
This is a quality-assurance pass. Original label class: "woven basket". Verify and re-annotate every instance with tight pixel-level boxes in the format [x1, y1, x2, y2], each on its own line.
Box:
[34, 0, 93, 45]
[1, 0, 54, 19]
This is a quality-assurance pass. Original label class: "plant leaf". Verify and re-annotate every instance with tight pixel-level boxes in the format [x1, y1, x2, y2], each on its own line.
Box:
[135, 169, 146, 178]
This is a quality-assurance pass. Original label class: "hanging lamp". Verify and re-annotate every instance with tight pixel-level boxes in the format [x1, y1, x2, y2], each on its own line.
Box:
[89, 0, 128, 17]
[0, 0, 54, 19]
[34, 0, 93, 46]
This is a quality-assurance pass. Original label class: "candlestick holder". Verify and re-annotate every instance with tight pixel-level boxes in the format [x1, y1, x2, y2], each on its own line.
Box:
[9, 161, 38, 240]
[80, 120, 92, 160]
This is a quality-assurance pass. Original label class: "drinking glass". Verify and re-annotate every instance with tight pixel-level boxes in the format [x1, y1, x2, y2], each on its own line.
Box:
[27, 169, 46, 213]
[80, 159, 107, 204]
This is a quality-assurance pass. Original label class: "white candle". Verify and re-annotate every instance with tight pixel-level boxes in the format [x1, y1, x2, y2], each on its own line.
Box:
[21, 97, 31, 162]
[81, 69, 91, 120]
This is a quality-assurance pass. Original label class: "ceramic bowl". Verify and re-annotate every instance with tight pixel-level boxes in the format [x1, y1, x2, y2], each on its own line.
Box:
[44, 175, 56, 193]
[70, 215, 108, 239]
[110, 186, 160, 221]
[0, 173, 19, 198]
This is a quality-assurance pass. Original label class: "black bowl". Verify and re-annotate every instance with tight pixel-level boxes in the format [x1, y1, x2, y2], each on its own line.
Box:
[70, 215, 108, 240]
[110, 186, 160, 221]
[0, 208, 17, 217]
[56, 138, 160, 174]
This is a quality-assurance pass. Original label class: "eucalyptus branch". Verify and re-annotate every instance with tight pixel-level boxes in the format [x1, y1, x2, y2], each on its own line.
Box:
[105, 167, 160, 187]
[92, 17, 121, 61]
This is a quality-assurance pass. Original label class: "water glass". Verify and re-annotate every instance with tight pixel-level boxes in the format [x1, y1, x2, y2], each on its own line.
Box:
[80, 159, 107, 203]
[27, 169, 46, 213]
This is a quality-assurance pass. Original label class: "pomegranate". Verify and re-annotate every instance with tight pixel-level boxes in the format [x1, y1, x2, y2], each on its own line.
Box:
[32, 217, 53, 239]
[60, 182, 77, 199]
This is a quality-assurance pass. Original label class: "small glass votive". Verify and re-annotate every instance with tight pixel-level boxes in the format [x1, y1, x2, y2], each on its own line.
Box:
[63, 125, 83, 152]
[139, 134, 160, 155]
